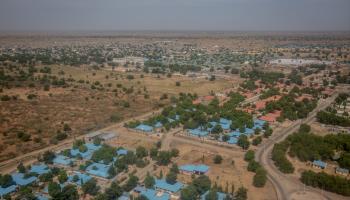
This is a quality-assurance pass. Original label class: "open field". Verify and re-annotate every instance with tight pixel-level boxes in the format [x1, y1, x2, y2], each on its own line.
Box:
[0, 64, 239, 162]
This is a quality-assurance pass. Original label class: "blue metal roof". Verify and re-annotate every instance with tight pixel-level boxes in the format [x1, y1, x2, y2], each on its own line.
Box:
[254, 119, 266, 126]
[313, 160, 327, 168]
[154, 179, 183, 193]
[86, 162, 110, 178]
[200, 191, 227, 200]
[29, 164, 50, 175]
[68, 171, 92, 186]
[179, 164, 209, 173]
[11, 173, 37, 186]
[227, 137, 238, 144]
[227, 131, 241, 137]
[53, 155, 74, 166]
[244, 128, 254, 136]
[70, 143, 101, 159]
[154, 121, 163, 128]
[135, 124, 153, 132]
[141, 188, 170, 200]
[117, 149, 128, 156]
[36, 193, 49, 200]
[0, 185, 16, 197]
[188, 128, 209, 137]
[219, 118, 232, 125]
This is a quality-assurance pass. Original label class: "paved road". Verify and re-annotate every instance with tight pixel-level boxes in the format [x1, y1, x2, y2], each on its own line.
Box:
[256, 86, 350, 200]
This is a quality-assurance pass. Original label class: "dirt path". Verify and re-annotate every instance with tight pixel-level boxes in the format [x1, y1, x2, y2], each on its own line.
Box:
[256, 86, 350, 200]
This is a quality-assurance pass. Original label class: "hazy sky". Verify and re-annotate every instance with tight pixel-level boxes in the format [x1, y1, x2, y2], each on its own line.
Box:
[0, 0, 349, 32]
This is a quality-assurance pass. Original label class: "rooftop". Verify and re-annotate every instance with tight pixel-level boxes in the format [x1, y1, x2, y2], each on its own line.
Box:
[154, 179, 183, 193]
[12, 173, 37, 186]
[86, 162, 110, 178]
[179, 164, 209, 173]
[135, 124, 153, 132]
[29, 164, 50, 175]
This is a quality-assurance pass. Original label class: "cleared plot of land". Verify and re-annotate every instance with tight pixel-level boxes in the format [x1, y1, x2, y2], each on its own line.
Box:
[0, 65, 239, 162]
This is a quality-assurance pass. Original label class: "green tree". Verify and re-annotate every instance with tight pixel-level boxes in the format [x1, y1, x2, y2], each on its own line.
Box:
[144, 172, 155, 188]
[235, 187, 247, 200]
[244, 150, 255, 162]
[253, 168, 267, 187]
[82, 178, 100, 196]
[166, 171, 177, 184]
[136, 146, 148, 158]
[105, 182, 123, 200]
[213, 155, 223, 164]
[181, 185, 198, 200]
[192, 175, 211, 195]
[58, 170, 68, 184]
[237, 135, 250, 150]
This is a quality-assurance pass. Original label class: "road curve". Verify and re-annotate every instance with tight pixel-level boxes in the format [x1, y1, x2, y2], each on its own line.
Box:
[256, 89, 350, 200]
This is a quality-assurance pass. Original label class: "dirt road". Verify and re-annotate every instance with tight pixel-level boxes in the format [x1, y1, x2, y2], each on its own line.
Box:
[256, 86, 350, 200]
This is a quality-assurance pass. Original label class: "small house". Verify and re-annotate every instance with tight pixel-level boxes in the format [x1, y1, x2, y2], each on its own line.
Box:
[312, 160, 327, 169]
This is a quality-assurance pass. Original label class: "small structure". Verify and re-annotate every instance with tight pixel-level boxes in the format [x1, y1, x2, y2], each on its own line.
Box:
[188, 128, 209, 137]
[133, 187, 170, 200]
[179, 164, 209, 175]
[335, 167, 349, 176]
[70, 143, 101, 160]
[98, 131, 118, 141]
[200, 191, 227, 200]
[86, 162, 110, 178]
[312, 160, 327, 169]
[154, 179, 183, 195]
[68, 171, 92, 186]
[135, 124, 154, 133]
[227, 131, 241, 138]
[116, 149, 128, 156]
[227, 137, 238, 144]
[36, 193, 49, 200]
[0, 185, 16, 198]
[11, 173, 37, 186]
[29, 164, 50, 175]
[85, 131, 117, 142]
[53, 155, 74, 166]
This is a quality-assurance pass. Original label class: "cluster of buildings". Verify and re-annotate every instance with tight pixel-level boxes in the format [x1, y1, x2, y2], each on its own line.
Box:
[0, 139, 129, 199]
[311, 160, 349, 177]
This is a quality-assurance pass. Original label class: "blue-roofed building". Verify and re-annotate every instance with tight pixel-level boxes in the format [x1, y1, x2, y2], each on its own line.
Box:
[29, 164, 50, 175]
[118, 192, 130, 200]
[219, 118, 231, 125]
[68, 171, 92, 186]
[0, 185, 16, 197]
[227, 137, 238, 144]
[141, 189, 170, 200]
[188, 128, 209, 137]
[133, 187, 170, 200]
[85, 143, 101, 151]
[12, 173, 37, 186]
[154, 179, 183, 194]
[86, 163, 110, 178]
[312, 160, 327, 169]
[227, 131, 241, 137]
[117, 149, 128, 156]
[70, 143, 101, 160]
[36, 193, 49, 200]
[200, 191, 227, 200]
[253, 119, 266, 129]
[244, 128, 254, 136]
[53, 155, 74, 166]
[154, 122, 163, 128]
[179, 164, 209, 175]
[135, 124, 153, 132]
